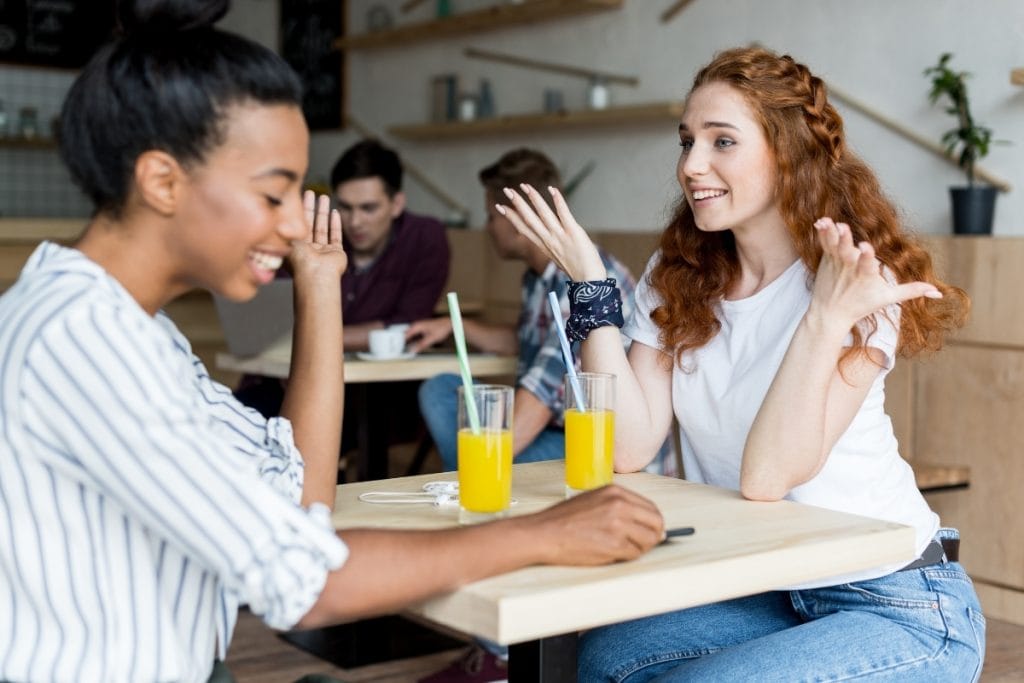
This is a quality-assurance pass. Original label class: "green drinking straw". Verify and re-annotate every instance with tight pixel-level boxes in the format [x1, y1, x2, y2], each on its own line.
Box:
[548, 291, 586, 413]
[447, 291, 481, 434]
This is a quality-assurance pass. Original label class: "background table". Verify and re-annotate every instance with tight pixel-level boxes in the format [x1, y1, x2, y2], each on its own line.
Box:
[217, 341, 516, 479]
[215, 336, 515, 383]
[331, 461, 916, 681]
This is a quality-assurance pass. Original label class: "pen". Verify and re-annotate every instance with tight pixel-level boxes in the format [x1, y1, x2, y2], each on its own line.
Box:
[660, 526, 695, 544]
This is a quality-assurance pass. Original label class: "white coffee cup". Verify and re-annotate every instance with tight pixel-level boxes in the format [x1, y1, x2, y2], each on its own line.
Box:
[368, 328, 406, 359]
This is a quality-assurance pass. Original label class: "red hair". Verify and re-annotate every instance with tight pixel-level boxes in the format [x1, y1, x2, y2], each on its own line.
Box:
[650, 46, 968, 366]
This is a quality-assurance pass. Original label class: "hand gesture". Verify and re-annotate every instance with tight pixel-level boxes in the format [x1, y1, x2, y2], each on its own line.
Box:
[526, 485, 665, 565]
[499, 184, 608, 281]
[404, 317, 453, 353]
[810, 217, 941, 333]
[289, 190, 347, 284]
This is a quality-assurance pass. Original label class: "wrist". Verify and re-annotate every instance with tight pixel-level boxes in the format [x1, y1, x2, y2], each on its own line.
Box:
[801, 305, 852, 344]
[579, 264, 609, 281]
[565, 278, 625, 343]
[292, 263, 342, 289]
[497, 516, 552, 565]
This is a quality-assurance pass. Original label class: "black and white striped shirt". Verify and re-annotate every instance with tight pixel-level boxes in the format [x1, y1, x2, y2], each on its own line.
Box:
[0, 243, 348, 683]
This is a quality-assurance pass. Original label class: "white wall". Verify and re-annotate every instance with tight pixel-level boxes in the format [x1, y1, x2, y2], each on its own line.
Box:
[229, 0, 1024, 235]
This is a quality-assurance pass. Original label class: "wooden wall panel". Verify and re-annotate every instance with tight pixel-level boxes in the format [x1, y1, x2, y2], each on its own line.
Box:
[483, 254, 525, 308]
[443, 228, 486, 302]
[974, 581, 1024, 627]
[0, 243, 38, 289]
[929, 237, 1024, 346]
[884, 360, 915, 461]
[595, 232, 661, 282]
[914, 346, 1024, 591]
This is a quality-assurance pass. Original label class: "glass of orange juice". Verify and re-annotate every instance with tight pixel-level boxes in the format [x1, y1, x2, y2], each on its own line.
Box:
[457, 384, 513, 524]
[564, 372, 615, 497]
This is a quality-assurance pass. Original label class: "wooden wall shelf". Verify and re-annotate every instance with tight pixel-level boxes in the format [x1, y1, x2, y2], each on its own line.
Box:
[1012, 68, 1024, 86]
[0, 137, 57, 150]
[335, 0, 622, 51]
[388, 101, 683, 140]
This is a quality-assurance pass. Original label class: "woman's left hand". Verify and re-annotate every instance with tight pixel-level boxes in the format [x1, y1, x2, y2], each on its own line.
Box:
[289, 190, 347, 283]
[809, 217, 940, 334]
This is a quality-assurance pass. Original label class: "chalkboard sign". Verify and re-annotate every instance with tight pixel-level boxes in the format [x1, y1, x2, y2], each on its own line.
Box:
[0, 1, 116, 69]
[280, 0, 346, 130]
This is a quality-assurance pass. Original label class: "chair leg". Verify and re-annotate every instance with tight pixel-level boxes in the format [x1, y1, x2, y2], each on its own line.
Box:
[405, 433, 435, 476]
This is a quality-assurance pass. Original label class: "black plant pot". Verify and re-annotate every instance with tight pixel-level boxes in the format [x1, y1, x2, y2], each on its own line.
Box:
[950, 186, 997, 235]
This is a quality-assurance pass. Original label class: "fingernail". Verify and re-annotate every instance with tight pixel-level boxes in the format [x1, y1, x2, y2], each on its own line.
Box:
[503, 187, 515, 199]
[520, 183, 531, 194]
[924, 290, 943, 299]
[549, 185, 559, 195]
[495, 204, 507, 215]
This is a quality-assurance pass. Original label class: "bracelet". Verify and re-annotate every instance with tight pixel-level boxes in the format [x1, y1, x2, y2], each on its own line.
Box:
[564, 278, 624, 343]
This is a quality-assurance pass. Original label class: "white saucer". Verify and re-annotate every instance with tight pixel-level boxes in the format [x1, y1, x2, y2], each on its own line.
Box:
[355, 351, 417, 362]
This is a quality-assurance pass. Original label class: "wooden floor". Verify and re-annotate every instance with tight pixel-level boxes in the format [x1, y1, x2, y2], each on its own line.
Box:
[985, 618, 1024, 683]
[226, 608, 464, 683]
[225, 608, 1024, 682]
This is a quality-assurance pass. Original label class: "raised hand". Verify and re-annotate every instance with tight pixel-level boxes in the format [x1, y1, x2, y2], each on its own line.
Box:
[290, 190, 347, 282]
[810, 217, 941, 332]
[499, 184, 608, 281]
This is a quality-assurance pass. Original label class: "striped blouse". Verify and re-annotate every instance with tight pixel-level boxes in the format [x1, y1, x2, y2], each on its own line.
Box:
[0, 243, 348, 683]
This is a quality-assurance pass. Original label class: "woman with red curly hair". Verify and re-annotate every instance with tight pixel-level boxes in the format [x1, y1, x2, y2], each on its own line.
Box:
[501, 46, 984, 681]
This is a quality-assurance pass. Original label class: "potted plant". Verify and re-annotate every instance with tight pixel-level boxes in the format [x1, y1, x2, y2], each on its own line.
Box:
[925, 53, 998, 235]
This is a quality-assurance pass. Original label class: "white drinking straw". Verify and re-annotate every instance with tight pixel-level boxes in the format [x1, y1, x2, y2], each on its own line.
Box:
[548, 291, 586, 413]
[447, 291, 480, 434]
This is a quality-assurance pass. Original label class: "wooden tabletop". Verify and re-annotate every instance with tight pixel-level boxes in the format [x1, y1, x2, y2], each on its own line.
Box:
[216, 338, 516, 383]
[332, 461, 916, 645]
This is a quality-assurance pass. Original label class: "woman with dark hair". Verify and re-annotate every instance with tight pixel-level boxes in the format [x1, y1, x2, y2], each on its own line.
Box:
[0, 2, 664, 681]
[501, 46, 985, 681]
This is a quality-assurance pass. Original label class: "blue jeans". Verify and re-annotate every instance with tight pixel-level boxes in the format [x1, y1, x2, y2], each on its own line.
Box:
[579, 529, 985, 682]
[418, 373, 565, 471]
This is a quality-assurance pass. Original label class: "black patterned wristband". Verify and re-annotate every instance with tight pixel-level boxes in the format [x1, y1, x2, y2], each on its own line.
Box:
[565, 278, 624, 343]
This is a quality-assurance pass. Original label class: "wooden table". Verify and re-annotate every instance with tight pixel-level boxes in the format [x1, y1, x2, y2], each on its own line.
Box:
[217, 340, 516, 479]
[332, 461, 917, 681]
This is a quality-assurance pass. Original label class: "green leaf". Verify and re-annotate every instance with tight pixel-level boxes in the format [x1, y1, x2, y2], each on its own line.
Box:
[924, 52, 1004, 182]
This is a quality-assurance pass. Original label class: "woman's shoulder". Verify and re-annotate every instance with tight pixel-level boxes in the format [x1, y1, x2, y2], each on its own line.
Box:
[6, 243, 161, 344]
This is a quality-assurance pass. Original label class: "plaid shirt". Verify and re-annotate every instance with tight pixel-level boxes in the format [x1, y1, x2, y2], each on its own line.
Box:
[517, 250, 636, 429]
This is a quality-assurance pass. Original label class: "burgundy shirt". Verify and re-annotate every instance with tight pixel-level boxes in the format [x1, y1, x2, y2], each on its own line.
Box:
[341, 211, 450, 325]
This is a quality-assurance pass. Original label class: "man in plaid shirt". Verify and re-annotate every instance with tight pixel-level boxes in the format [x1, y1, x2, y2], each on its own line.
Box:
[407, 148, 635, 470]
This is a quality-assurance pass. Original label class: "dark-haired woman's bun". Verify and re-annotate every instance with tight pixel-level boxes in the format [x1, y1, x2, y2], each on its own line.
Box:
[117, 0, 229, 34]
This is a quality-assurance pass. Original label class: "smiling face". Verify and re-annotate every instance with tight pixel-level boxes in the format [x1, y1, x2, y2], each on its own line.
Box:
[172, 102, 309, 302]
[334, 177, 405, 261]
[677, 82, 785, 241]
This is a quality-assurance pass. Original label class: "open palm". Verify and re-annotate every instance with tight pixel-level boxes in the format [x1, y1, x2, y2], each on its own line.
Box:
[290, 190, 347, 280]
[499, 184, 607, 282]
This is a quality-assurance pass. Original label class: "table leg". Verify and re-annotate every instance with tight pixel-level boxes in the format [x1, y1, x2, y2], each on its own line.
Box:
[354, 384, 390, 481]
[509, 633, 578, 682]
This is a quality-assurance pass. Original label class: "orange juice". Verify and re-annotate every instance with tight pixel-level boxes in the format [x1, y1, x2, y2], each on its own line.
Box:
[457, 428, 513, 513]
[565, 409, 614, 492]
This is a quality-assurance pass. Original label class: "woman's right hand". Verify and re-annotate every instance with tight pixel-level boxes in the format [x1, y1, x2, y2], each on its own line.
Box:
[520, 484, 665, 565]
[499, 184, 608, 282]
[290, 190, 347, 285]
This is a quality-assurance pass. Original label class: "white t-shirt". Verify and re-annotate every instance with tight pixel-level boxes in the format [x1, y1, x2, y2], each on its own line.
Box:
[624, 253, 938, 588]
